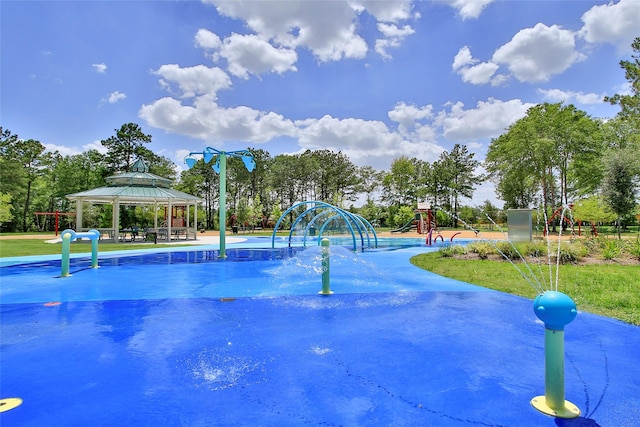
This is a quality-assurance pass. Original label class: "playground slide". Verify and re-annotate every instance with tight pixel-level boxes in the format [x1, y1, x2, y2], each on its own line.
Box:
[390, 219, 415, 233]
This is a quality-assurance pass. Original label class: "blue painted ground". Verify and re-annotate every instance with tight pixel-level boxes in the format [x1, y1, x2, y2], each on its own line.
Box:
[1, 238, 639, 426]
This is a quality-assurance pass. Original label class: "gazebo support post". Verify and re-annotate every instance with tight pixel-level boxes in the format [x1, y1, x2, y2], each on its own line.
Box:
[194, 202, 198, 239]
[167, 201, 172, 241]
[113, 198, 120, 242]
[75, 202, 83, 232]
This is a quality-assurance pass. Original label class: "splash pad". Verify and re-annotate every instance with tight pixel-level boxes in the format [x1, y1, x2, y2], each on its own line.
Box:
[1, 231, 638, 425]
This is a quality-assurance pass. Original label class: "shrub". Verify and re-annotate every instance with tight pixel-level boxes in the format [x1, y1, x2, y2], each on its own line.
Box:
[467, 242, 495, 260]
[601, 239, 622, 261]
[626, 238, 640, 260]
[556, 245, 579, 264]
[438, 244, 466, 258]
[495, 241, 521, 260]
[523, 241, 547, 258]
[567, 241, 590, 258]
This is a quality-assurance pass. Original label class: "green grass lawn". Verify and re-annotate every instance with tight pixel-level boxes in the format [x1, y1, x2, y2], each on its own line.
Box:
[410, 252, 640, 326]
[0, 239, 185, 257]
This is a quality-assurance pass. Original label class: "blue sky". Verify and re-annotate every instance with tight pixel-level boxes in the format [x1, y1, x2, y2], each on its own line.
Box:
[2, 0, 639, 206]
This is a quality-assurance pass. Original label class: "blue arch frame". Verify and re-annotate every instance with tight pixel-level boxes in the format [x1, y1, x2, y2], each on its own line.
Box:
[271, 201, 377, 251]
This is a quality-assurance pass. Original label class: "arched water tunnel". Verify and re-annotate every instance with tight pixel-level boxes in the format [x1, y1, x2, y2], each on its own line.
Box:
[271, 201, 378, 251]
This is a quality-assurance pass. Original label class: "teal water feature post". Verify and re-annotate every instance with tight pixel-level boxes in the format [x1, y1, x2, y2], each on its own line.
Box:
[319, 238, 333, 295]
[184, 147, 255, 259]
[530, 291, 580, 418]
[60, 229, 100, 277]
[218, 152, 227, 258]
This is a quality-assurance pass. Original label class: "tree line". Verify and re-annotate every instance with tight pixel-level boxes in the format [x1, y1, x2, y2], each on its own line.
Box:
[0, 121, 484, 232]
[1, 38, 638, 234]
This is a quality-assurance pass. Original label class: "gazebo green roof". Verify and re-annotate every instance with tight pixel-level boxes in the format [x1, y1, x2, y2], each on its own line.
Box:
[66, 158, 202, 205]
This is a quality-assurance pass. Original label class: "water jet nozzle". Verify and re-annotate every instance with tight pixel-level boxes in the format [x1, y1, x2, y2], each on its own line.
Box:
[533, 291, 577, 330]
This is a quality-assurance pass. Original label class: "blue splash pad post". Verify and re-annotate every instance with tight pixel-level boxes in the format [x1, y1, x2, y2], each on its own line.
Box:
[530, 291, 580, 418]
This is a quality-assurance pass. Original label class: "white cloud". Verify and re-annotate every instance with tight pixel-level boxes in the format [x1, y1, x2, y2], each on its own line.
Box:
[219, 33, 298, 79]
[538, 88, 604, 105]
[452, 46, 499, 85]
[388, 102, 433, 128]
[375, 23, 415, 59]
[575, 92, 606, 105]
[492, 23, 584, 83]
[446, 0, 496, 20]
[154, 64, 232, 99]
[354, 0, 415, 23]
[107, 91, 126, 104]
[452, 46, 476, 71]
[194, 28, 222, 50]
[458, 62, 500, 85]
[296, 114, 444, 169]
[82, 141, 107, 154]
[44, 143, 81, 156]
[208, 0, 368, 62]
[579, 0, 640, 49]
[440, 98, 535, 141]
[139, 94, 298, 143]
[92, 63, 107, 73]
[43, 140, 107, 156]
[197, 1, 418, 68]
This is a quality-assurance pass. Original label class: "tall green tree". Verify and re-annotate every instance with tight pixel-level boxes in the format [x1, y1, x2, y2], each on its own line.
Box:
[137, 147, 176, 180]
[357, 166, 384, 203]
[601, 148, 639, 238]
[605, 37, 640, 125]
[309, 150, 360, 205]
[101, 123, 152, 173]
[245, 148, 271, 216]
[422, 159, 448, 208]
[0, 193, 13, 225]
[0, 136, 46, 231]
[437, 144, 483, 225]
[176, 157, 218, 229]
[486, 103, 602, 215]
[382, 156, 418, 206]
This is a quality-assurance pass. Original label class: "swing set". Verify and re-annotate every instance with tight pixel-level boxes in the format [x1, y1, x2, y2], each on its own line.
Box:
[34, 211, 75, 236]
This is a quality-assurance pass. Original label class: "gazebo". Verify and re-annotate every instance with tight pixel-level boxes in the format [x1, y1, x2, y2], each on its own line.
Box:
[66, 158, 203, 242]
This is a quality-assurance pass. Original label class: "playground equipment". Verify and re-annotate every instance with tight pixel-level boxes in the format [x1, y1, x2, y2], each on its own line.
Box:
[426, 228, 444, 245]
[544, 205, 597, 237]
[271, 201, 377, 251]
[390, 208, 435, 234]
[34, 211, 75, 236]
[60, 229, 100, 277]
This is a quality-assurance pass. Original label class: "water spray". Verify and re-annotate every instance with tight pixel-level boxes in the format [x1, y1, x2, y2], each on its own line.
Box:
[319, 238, 333, 295]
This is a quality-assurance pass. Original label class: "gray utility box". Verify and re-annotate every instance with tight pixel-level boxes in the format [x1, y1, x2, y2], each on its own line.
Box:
[507, 209, 533, 242]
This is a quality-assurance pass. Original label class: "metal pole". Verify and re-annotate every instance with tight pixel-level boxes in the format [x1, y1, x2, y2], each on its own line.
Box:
[544, 329, 565, 409]
[61, 231, 72, 277]
[90, 231, 99, 268]
[219, 153, 227, 258]
[319, 238, 333, 295]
